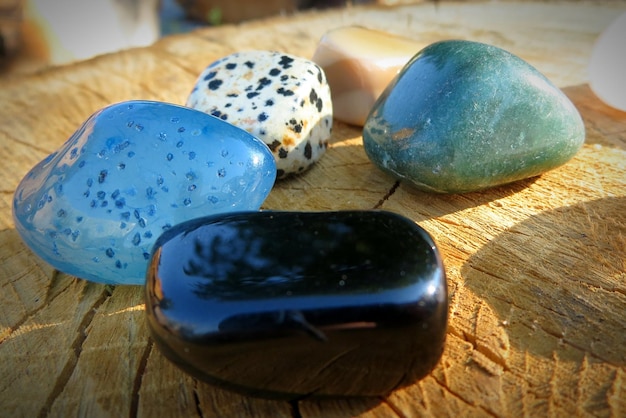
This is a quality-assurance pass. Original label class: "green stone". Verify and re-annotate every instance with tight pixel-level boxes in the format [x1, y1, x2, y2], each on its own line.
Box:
[362, 40, 585, 193]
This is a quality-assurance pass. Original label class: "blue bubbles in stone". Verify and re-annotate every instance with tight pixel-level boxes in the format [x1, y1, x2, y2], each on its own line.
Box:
[13, 100, 277, 285]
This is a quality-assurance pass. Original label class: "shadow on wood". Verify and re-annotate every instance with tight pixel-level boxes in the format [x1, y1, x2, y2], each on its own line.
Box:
[462, 196, 626, 367]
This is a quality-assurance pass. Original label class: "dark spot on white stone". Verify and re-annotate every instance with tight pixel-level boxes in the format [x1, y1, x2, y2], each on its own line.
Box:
[208, 79, 223, 90]
[268, 140, 281, 151]
[256, 77, 271, 90]
[277, 87, 294, 97]
[279, 55, 294, 69]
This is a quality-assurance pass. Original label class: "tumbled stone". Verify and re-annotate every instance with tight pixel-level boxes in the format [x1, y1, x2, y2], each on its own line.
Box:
[363, 40, 586, 193]
[187, 50, 333, 179]
[13, 100, 276, 285]
[312, 26, 421, 126]
[146, 210, 448, 399]
[589, 12, 626, 111]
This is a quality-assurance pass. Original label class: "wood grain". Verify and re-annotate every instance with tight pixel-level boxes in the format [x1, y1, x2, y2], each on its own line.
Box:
[1, 1, 625, 417]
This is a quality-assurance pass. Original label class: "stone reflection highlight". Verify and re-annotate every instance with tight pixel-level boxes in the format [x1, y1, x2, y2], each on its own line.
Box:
[146, 210, 448, 399]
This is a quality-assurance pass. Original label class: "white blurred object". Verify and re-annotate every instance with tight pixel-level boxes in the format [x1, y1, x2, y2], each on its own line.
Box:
[589, 11, 626, 112]
[25, 0, 159, 65]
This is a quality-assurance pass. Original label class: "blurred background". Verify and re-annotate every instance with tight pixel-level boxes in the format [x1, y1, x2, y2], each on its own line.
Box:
[0, 0, 406, 77]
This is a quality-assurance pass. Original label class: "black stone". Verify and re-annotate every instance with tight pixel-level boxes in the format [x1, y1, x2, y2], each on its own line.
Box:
[145, 210, 448, 399]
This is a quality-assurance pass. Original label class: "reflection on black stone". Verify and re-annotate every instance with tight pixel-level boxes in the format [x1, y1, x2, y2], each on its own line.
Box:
[219, 310, 328, 342]
[181, 214, 424, 300]
[146, 210, 448, 399]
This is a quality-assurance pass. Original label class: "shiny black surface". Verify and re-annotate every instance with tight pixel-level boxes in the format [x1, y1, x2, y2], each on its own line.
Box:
[145, 210, 448, 399]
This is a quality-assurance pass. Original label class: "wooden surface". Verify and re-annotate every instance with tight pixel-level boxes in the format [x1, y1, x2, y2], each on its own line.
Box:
[1, 1, 625, 417]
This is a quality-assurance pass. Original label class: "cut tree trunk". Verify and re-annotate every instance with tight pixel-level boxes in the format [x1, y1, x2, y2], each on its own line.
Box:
[0, 1, 624, 417]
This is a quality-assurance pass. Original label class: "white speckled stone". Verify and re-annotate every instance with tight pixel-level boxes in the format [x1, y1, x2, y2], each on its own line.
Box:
[187, 51, 333, 178]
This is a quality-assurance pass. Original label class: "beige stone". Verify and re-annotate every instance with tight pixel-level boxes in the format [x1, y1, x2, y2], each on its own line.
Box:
[312, 26, 423, 125]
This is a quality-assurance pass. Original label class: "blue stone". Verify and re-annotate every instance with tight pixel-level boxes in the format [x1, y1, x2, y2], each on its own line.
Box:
[363, 40, 585, 193]
[13, 100, 276, 285]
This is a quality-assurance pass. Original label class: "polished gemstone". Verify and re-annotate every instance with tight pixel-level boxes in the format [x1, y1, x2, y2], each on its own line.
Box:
[312, 26, 421, 126]
[146, 210, 448, 399]
[187, 51, 333, 179]
[363, 40, 586, 193]
[13, 100, 276, 285]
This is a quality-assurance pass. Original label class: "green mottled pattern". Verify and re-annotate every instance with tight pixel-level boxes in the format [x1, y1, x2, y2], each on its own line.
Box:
[363, 40, 585, 193]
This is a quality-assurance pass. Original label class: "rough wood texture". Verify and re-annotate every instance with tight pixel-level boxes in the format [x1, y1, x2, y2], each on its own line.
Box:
[1, 1, 625, 417]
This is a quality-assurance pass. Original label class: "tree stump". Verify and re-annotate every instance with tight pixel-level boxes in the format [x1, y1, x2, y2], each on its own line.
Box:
[0, 1, 624, 416]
